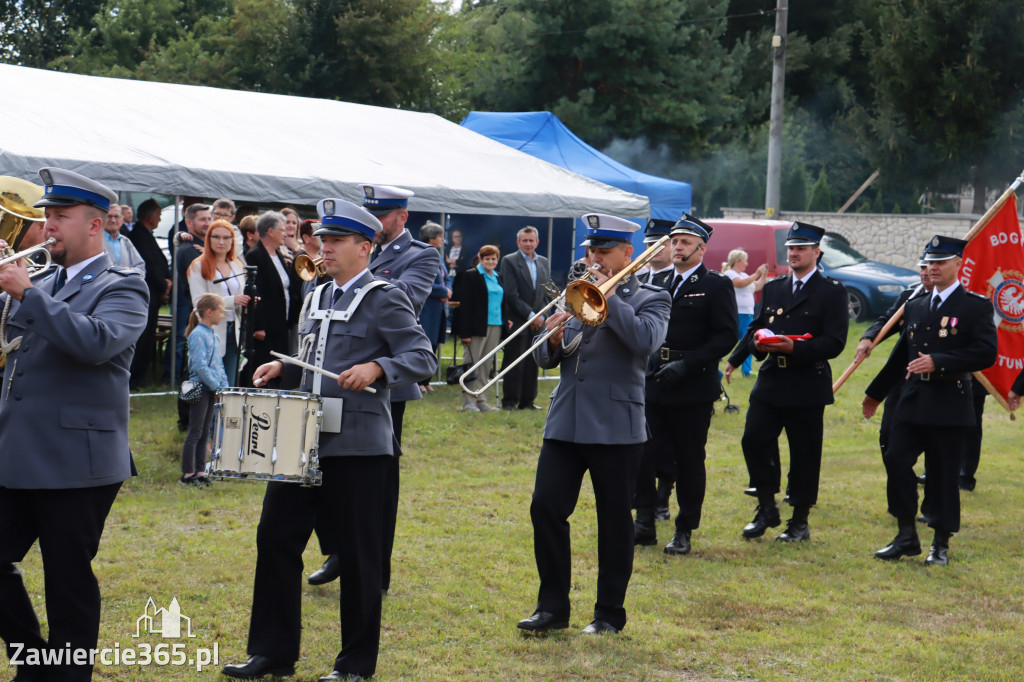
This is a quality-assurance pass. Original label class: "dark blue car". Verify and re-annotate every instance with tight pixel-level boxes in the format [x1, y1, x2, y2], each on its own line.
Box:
[819, 234, 919, 321]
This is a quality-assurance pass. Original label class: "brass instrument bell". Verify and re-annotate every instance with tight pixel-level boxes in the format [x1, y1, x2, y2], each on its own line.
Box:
[294, 253, 327, 281]
[0, 176, 45, 251]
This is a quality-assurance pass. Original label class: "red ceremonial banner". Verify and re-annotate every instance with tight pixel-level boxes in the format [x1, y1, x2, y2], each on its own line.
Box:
[959, 194, 1024, 398]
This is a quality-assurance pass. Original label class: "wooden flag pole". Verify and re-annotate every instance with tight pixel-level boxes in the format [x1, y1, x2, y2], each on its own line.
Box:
[833, 170, 1024, 396]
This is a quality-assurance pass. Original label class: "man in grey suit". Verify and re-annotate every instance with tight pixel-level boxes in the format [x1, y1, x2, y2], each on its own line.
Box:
[223, 197, 435, 682]
[499, 225, 552, 410]
[517, 214, 670, 637]
[102, 203, 146, 273]
[306, 184, 440, 590]
[0, 167, 148, 681]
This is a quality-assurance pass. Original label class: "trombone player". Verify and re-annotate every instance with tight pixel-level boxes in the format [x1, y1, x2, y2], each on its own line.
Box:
[517, 214, 670, 636]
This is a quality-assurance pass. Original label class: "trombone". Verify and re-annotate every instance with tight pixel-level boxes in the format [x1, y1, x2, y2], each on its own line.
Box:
[459, 235, 670, 397]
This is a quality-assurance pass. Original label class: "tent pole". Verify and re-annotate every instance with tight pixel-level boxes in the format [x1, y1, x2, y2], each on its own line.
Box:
[170, 196, 181, 389]
[547, 217, 553, 264]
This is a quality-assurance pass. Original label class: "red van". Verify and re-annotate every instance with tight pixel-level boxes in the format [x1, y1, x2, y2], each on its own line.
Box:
[704, 218, 791, 279]
[703, 218, 919, 320]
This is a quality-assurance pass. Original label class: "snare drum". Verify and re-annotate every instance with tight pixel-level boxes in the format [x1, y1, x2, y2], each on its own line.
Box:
[208, 388, 323, 486]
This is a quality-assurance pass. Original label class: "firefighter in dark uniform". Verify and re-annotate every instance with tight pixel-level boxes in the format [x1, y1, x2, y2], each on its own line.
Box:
[1008, 369, 1024, 412]
[725, 222, 849, 542]
[854, 249, 934, 464]
[635, 218, 676, 521]
[633, 215, 737, 555]
[865, 235, 997, 566]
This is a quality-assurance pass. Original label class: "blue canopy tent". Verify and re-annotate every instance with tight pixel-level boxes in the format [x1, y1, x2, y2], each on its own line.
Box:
[461, 111, 692, 257]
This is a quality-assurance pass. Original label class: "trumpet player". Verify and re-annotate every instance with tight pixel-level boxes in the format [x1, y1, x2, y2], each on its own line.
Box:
[517, 214, 670, 636]
[0, 167, 148, 681]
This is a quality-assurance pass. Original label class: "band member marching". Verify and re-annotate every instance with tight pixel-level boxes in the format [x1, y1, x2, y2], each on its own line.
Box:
[517, 214, 670, 636]
[222, 198, 436, 681]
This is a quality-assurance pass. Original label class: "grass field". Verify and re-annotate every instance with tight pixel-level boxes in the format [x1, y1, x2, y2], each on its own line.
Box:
[13, 322, 1024, 680]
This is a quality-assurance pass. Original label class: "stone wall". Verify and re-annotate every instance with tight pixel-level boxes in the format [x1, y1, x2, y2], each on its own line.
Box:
[720, 208, 980, 270]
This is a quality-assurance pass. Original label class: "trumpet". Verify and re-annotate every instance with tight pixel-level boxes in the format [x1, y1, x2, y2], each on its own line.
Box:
[0, 238, 56, 274]
[459, 235, 670, 397]
[294, 253, 327, 281]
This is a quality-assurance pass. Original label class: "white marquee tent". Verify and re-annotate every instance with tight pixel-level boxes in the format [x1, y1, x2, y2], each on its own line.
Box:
[0, 64, 648, 217]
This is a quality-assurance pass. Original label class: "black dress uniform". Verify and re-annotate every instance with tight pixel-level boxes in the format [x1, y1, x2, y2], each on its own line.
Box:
[634, 216, 738, 554]
[728, 222, 848, 541]
[869, 235, 997, 566]
[862, 279, 931, 462]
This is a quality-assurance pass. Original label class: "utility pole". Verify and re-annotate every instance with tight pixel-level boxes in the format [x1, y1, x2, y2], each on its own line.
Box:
[764, 0, 787, 219]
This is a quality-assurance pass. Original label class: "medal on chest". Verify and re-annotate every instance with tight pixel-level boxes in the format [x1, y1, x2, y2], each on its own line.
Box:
[939, 316, 949, 338]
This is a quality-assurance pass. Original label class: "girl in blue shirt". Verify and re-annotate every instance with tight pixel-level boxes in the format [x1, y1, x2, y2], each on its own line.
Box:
[181, 293, 229, 486]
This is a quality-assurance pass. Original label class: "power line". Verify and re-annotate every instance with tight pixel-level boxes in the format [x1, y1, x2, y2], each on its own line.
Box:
[528, 9, 775, 37]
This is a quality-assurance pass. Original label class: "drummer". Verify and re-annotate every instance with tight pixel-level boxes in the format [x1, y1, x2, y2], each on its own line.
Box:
[221, 198, 436, 682]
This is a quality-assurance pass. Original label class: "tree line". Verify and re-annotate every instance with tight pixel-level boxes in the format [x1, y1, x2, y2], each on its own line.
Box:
[4, 0, 1023, 216]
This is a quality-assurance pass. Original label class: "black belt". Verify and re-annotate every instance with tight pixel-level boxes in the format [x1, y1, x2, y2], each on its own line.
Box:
[770, 355, 824, 370]
[659, 347, 685, 362]
[913, 371, 970, 384]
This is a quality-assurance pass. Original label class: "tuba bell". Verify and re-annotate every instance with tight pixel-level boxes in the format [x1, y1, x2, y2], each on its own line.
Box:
[0, 175, 46, 251]
[0, 176, 47, 370]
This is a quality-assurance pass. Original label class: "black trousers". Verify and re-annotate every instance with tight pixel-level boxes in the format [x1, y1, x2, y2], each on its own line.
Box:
[0, 483, 121, 682]
[741, 401, 825, 508]
[500, 326, 539, 408]
[885, 421, 964, 533]
[381, 401, 405, 592]
[960, 390, 987, 485]
[247, 456, 388, 678]
[530, 439, 643, 631]
[635, 402, 714, 532]
[129, 303, 160, 388]
[312, 402, 404, 596]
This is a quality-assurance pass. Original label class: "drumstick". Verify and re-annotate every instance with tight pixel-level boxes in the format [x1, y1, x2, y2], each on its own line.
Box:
[265, 351, 378, 394]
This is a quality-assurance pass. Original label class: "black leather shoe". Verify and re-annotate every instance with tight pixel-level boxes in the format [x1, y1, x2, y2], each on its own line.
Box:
[582, 619, 619, 635]
[318, 672, 364, 681]
[519, 403, 544, 410]
[959, 477, 975, 492]
[917, 473, 926, 485]
[308, 554, 341, 585]
[875, 527, 921, 560]
[633, 508, 657, 546]
[925, 544, 949, 566]
[517, 610, 569, 633]
[743, 487, 758, 497]
[654, 505, 670, 521]
[664, 531, 691, 555]
[916, 514, 929, 524]
[742, 503, 781, 539]
[776, 521, 810, 542]
[222, 655, 296, 679]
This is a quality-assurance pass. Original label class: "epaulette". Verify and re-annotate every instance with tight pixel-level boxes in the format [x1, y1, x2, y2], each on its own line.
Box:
[769, 274, 789, 283]
[408, 239, 432, 251]
[823, 275, 845, 288]
[639, 282, 664, 291]
[966, 290, 989, 300]
[107, 265, 142, 277]
[705, 270, 727, 279]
